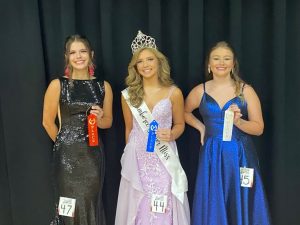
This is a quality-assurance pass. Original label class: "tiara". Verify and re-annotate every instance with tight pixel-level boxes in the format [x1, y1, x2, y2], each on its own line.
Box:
[131, 30, 157, 54]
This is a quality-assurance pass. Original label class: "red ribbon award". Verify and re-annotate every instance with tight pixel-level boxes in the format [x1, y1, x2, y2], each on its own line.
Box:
[87, 114, 99, 146]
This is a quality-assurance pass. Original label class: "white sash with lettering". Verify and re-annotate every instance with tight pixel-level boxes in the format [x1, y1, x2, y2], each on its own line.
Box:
[122, 89, 188, 204]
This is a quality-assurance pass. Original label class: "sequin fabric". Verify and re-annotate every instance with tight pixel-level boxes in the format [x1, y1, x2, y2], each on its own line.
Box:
[131, 97, 173, 225]
[51, 77, 106, 225]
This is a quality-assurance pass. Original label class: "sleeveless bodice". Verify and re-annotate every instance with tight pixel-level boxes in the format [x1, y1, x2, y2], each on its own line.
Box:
[130, 98, 172, 144]
[55, 77, 104, 146]
[200, 92, 248, 140]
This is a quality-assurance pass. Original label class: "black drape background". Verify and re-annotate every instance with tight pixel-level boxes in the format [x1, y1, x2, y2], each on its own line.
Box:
[0, 0, 299, 225]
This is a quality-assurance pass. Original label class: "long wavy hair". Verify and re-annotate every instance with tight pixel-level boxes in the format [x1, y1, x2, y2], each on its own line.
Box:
[205, 41, 245, 98]
[64, 34, 94, 79]
[126, 47, 174, 107]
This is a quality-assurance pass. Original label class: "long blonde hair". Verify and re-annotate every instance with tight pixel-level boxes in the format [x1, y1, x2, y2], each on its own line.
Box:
[205, 41, 245, 97]
[126, 48, 174, 107]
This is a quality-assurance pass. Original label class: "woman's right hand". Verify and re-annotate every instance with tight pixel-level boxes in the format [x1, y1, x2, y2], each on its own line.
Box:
[184, 83, 206, 146]
[199, 124, 205, 146]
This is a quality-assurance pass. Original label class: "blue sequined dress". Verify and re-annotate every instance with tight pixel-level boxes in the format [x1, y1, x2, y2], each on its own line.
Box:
[51, 77, 106, 225]
[192, 83, 272, 225]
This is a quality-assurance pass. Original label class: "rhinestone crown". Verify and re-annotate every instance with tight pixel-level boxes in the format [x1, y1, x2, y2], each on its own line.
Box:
[131, 30, 157, 54]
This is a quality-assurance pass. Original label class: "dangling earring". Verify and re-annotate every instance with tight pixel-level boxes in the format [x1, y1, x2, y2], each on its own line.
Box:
[64, 66, 70, 77]
[208, 66, 211, 74]
[231, 68, 234, 74]
[88, 64, 95, 76]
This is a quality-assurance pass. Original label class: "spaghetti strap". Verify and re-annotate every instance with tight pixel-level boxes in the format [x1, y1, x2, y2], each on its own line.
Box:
[203, 82, 206, 92]
[241, 83, 246, 93]
[167, 86, 176, 98]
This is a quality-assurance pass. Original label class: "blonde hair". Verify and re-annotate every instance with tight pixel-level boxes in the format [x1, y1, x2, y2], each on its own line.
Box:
[205, 41, 245, 98]
[126, 48, 174, 107]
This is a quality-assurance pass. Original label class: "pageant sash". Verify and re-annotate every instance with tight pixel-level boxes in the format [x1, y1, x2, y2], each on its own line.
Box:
[122, 89, 188, 203]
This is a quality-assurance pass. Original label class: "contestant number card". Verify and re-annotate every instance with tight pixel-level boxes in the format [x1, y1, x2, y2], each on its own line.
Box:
[151, 194, 167, 213]
[240, 167, 254, 188]
[223, 109, 234, 141]
[58, 197, 76, 217]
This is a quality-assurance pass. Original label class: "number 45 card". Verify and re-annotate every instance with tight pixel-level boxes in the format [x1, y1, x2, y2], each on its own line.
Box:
[240, 167, 254, 188]
[58, 197, 76, 217]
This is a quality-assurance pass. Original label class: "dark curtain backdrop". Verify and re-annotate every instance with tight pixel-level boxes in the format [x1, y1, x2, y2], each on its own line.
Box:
[0, 0, 299, 225]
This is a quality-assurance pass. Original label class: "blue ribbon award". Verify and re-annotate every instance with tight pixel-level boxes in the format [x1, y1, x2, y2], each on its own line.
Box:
[146, 120, 158, 152]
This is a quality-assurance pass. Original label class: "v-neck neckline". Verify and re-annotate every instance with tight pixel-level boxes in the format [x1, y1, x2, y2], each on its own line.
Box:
[145, 98, 171, 113]
[204, 92, 238, 111]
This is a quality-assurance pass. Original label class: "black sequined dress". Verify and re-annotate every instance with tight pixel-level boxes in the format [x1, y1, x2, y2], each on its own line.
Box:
[51, 77, 106, 225]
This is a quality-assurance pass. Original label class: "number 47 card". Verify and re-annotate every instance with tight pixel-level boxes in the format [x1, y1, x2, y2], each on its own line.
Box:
[58, 197, 76, 217]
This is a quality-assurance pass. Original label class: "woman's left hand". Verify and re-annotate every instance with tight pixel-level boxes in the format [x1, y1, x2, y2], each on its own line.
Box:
[229, 104, 243, 124]
[90, 105, 104, 121]
[156, 128, 173, 142]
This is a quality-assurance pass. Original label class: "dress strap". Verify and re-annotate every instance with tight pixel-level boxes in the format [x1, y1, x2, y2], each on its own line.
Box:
[241, 83, 246, 94]
[203, 82, 206, 92]
[167, 86, 176, 98]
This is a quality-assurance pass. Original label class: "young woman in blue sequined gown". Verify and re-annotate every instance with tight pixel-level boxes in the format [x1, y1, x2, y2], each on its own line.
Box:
[43, 35, 113, 225]
[185, 41, 272, 225]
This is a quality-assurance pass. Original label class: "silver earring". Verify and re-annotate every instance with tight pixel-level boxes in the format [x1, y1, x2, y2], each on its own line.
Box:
[208, 67, 211, 74]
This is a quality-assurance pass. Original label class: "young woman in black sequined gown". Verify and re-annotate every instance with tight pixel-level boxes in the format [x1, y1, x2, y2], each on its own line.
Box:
[43, 35, 113, 225]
